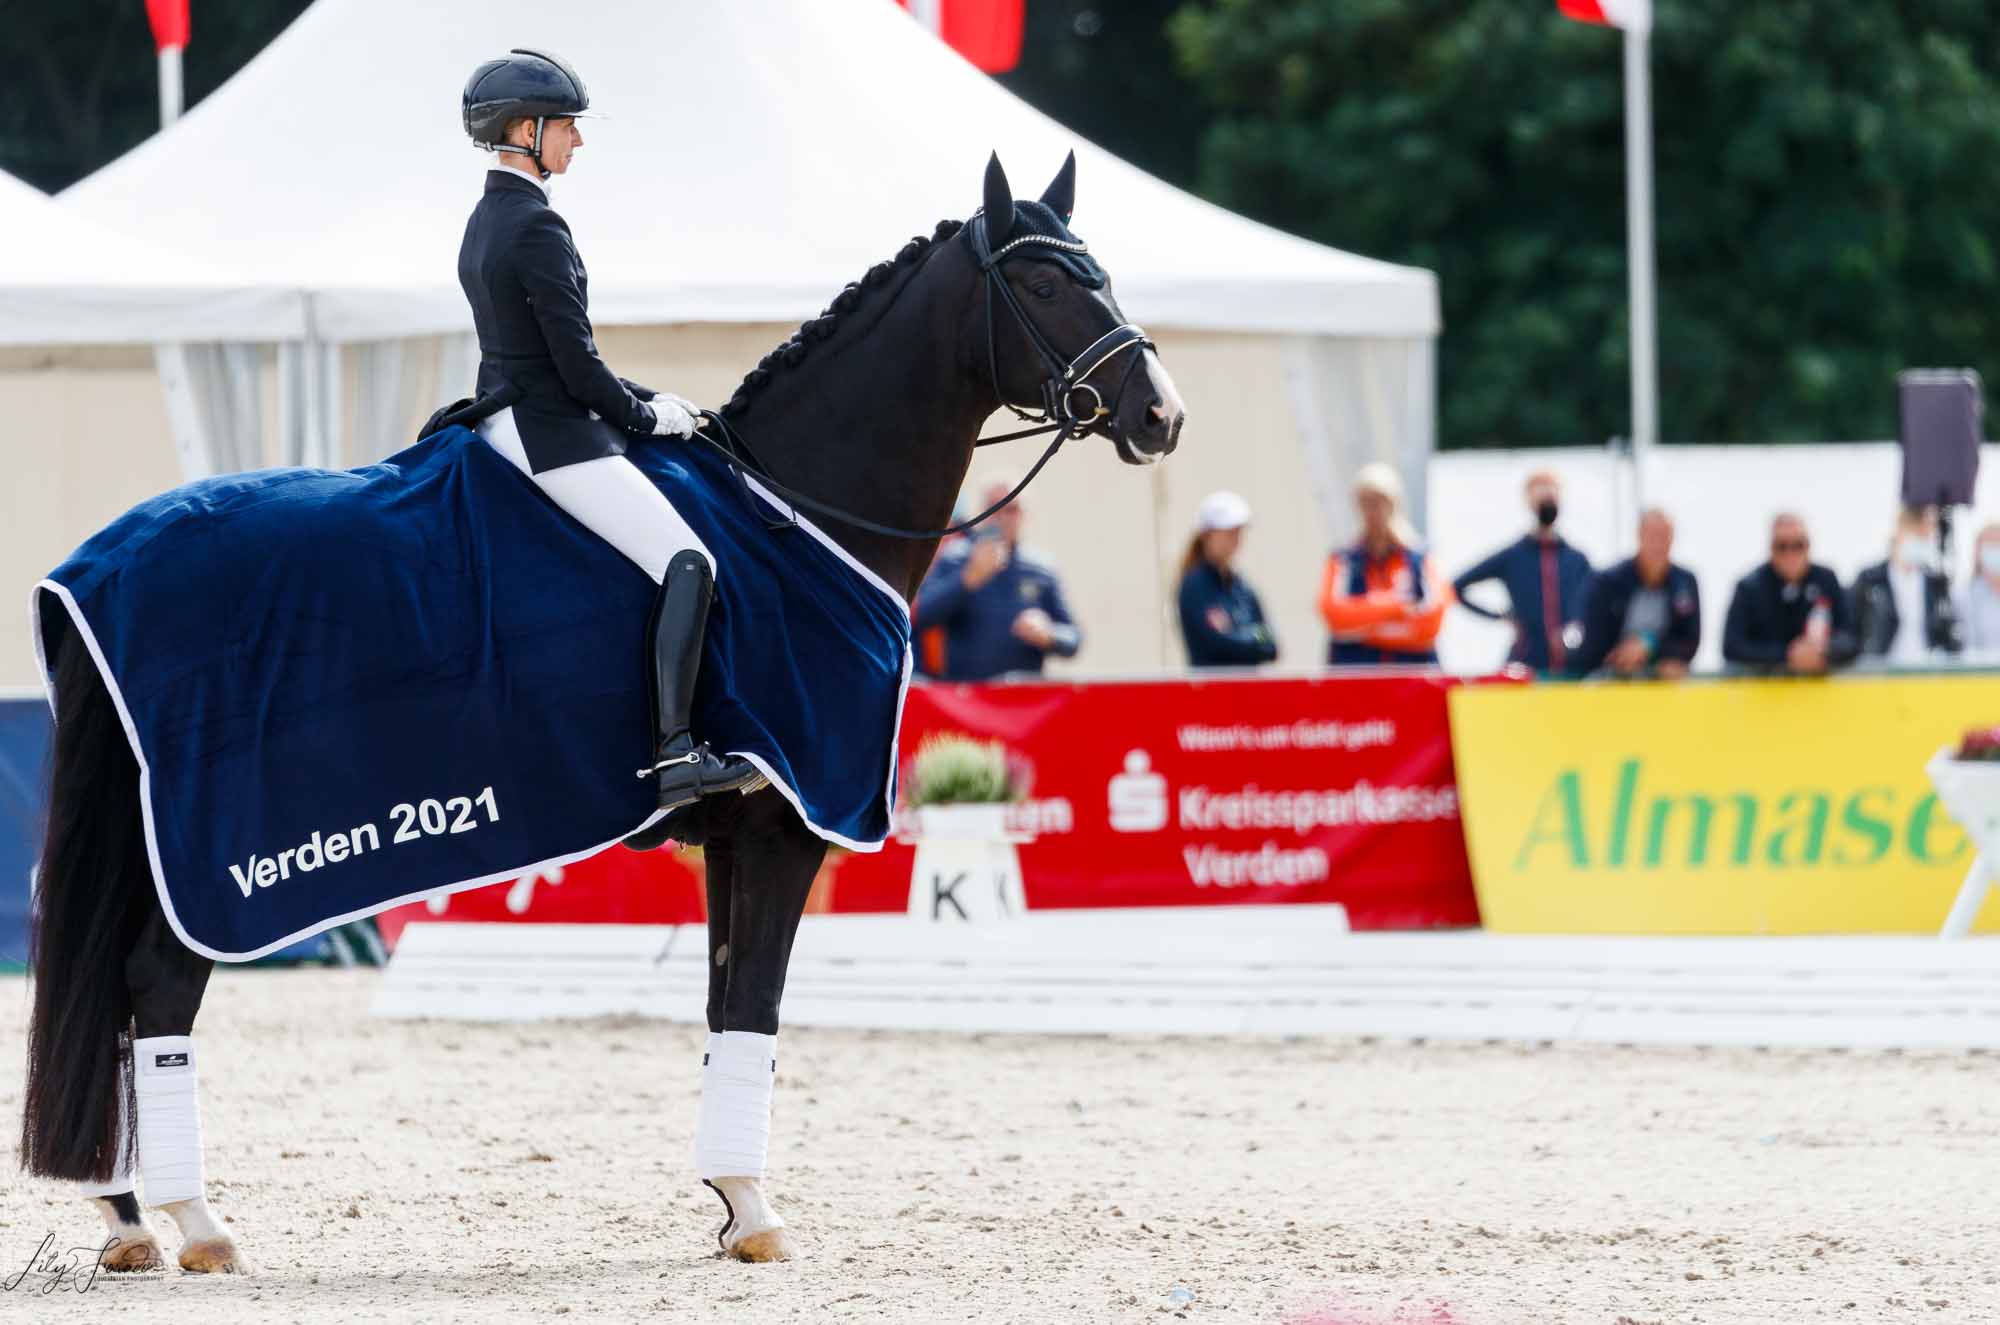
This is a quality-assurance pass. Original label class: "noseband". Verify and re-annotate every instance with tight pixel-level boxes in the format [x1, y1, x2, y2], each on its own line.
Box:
[694, 214, 1155, 543]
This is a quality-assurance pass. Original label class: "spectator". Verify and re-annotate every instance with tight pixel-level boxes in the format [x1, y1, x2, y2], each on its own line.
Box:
[914, 492, 979, 679]
[1722, 512, 1858, 674]
[1852, 506, 1959, 663]
[1177, 490, 1278, 668]
[1960, 522, 2000, 654]
[1318, 463, 1451, 665]
[1451, 470, 1594, 674]
[1571, 508, 1701, 679]
[912, 482, 1081, 681]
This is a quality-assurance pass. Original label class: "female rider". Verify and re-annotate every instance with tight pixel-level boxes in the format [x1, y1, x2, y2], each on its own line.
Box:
[456, 50, 756, 848]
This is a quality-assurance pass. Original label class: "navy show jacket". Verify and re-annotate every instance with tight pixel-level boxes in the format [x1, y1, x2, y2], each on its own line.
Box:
[458, 169, 658, 472]
[913, 540, 1082, 681]
[1569, 558, 1702, 675]
[1177, 560, 1277, 667]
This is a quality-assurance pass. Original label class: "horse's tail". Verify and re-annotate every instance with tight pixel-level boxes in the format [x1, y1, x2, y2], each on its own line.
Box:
[19, 627, 149, 1183]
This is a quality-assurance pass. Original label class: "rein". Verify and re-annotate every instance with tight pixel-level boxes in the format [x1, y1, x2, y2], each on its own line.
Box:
[691, 216, 1154, 543]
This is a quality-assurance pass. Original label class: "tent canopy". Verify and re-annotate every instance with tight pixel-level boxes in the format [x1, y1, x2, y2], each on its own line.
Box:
[0, 170, 300, 345]
[67, 0, 1438, 344]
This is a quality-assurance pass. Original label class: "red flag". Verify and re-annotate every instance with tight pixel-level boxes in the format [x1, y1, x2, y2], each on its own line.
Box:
[1557, 0, 1651, 33]
[146, 0, 190, 51]
[897, 0, 1025, 74]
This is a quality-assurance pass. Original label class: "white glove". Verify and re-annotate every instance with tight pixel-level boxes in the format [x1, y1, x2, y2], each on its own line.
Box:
[649, 393, 700, 438]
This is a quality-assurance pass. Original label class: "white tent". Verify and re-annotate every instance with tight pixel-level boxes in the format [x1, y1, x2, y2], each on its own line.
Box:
[0, 169, 297, 345]
[66, 0, 1435, 344]
[0, 170, 302, 686]
[50, 0, 1442, 677]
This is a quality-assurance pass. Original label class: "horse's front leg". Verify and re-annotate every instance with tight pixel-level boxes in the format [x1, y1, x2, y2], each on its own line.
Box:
[695, 790, 825, 1262]
[125, 905, 247, 1275]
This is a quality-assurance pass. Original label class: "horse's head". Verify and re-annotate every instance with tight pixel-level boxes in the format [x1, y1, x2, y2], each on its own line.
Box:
[971, 152, 1185, 464]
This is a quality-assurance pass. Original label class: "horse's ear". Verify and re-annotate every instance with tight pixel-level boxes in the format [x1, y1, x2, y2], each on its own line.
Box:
[1039, 151, 1076, 225]
[983, 151, 1014, 246]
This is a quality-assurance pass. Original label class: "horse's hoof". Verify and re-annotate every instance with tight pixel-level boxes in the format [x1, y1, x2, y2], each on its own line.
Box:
[178, 1237, 250, 1275]
[99, 1233, 166, 1272]
[727, 1227, 797, 1263]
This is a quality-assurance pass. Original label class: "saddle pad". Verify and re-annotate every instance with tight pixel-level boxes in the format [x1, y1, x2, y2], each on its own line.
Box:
[33, 426, 911, 960]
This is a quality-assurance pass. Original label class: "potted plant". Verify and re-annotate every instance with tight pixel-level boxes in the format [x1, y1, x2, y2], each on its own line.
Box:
[899, 733, 1032, 921]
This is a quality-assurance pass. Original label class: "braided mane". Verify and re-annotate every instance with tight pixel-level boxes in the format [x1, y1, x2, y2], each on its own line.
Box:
[720, 218, 966, 418]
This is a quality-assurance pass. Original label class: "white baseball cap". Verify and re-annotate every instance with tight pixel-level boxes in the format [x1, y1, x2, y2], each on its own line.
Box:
[1196, 489, 1252, 532]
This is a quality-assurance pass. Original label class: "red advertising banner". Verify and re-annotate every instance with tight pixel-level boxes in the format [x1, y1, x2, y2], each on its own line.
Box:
[377, 673, 1484, 946]
[835, 674, 1482, 929]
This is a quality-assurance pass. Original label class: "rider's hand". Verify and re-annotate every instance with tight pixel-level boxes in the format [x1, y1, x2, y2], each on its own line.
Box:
[649, 396, 700, 439]
[654, 390, 701, 421]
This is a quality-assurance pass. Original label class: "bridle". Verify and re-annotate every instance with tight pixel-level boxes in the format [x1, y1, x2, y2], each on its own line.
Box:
[975, 225, 1154, 452]
[694, 213, 1156, 543]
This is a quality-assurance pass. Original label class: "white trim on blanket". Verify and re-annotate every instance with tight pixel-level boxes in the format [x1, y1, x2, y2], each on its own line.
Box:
[722, 635, 911, 856]
[28, 585, 54, 716]
[32, 574, 908, 962]
[739, 473, 913, 618]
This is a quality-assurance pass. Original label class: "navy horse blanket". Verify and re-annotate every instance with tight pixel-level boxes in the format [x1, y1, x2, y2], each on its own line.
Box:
[33, 426, 911, 960]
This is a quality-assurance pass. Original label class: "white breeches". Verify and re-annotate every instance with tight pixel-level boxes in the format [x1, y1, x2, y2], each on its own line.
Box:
[479, 407, 712, 585]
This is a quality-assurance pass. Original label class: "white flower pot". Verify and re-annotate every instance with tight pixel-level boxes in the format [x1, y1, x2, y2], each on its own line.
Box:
[1925, 748, 2000, 937]
[904, 804, 1031, 922]
[1927, 749, 2000, 843]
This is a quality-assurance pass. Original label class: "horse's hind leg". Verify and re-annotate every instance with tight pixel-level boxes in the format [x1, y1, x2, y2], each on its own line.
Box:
[695, 790, 825, 1263]
[74, 1078, 164, 1272]
[87, 1189, 166, 1270]
[125, 905, 247, 1275]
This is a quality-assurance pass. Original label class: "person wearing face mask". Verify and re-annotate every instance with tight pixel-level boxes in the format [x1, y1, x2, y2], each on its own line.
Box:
[1450, 470, 1594, 675]
[1959, 523, 2000, 655]
[1851, 506, 1959, 662]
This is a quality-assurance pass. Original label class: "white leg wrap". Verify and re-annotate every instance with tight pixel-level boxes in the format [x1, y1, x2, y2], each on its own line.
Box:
[694, 1031, 776, 1180]
[75, 1169, 136, 1199]
[133, 1035, 204, 1207]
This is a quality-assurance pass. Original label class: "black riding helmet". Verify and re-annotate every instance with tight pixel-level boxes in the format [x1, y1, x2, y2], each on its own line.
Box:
[462, 48, 598, 180]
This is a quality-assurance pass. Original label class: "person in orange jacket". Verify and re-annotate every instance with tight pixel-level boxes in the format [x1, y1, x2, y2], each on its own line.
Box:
[1318, 463, 1452, 665]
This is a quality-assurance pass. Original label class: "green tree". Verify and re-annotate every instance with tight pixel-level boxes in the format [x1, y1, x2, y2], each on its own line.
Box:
[1169, 0, 2000, 446]
[996, 1, 1210, 190]
[0, 1, 311, 192]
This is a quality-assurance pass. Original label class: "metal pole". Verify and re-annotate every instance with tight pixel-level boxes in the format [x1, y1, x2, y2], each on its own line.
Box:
[1622, 24, 1658, 520]
[158, 45, 184, 127]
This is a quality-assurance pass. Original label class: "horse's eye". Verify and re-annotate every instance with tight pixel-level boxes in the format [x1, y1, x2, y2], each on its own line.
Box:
[1031, 282, 1057, 300]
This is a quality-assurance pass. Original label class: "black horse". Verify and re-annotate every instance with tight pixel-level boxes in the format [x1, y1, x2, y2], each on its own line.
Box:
[18, 152, 1184, 1270]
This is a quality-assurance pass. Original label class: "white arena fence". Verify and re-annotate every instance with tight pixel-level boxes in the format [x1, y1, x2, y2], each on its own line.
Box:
[374, 910, 2000, 1050]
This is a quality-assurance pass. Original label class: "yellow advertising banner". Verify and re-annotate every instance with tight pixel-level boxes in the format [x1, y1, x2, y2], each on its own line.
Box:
[1448, 673, 2000, 934]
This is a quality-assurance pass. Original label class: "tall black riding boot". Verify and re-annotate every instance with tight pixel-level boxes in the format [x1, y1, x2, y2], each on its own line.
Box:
[623, 550, 764, 851]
